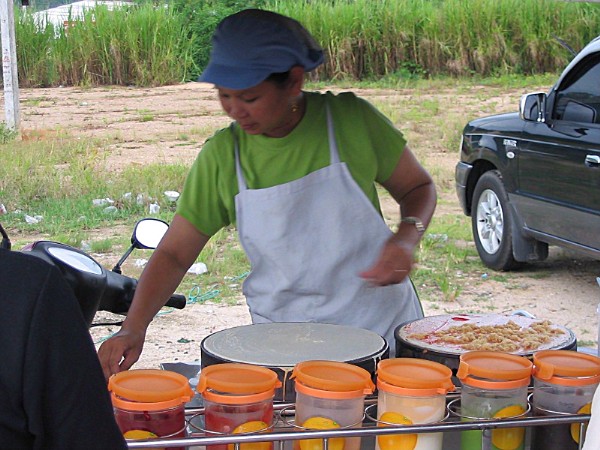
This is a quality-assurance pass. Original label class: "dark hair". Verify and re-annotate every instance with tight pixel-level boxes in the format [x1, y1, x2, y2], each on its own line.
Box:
[266, 71, 292, 88]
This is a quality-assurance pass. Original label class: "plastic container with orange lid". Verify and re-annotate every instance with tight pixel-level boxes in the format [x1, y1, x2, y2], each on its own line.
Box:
[291, 360, 375, 450]
[530, 350, 600, 450]
[108, 369, 193, 450]
[195, 363, 281, 450]
[375, 358, 455, 450]
[457, 351, 532, 450]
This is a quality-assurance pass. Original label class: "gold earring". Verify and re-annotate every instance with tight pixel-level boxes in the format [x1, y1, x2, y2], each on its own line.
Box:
[291, 102, 299, 113]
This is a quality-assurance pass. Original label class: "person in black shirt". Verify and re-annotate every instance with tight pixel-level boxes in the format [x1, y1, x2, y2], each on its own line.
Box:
[0, 248, 127, 449]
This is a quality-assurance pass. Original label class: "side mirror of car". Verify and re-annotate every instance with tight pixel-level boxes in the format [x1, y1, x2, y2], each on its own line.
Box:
[520, 92, 547, 122]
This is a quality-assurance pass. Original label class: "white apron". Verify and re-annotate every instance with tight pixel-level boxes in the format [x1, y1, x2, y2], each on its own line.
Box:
[233, 105, 423, 355]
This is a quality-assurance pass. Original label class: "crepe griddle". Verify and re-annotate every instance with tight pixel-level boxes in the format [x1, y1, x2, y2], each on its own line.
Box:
[395, 314, 577, 372]
[200, 322, 389, 402]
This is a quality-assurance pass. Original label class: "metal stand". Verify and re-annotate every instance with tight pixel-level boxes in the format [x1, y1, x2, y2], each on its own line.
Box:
[123, 393, 591, 449]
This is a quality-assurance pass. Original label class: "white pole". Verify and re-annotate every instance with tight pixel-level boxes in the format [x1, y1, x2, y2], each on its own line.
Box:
[0, 0, 21, 135]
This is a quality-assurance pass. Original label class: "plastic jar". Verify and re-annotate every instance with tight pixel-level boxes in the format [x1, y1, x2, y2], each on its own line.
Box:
[375, 358, 455, 450]
[291, 360, 375, 450]
[457, 351, 532, 450]
[108, 369, 193, 450]
[197, 363, 281, 450]
[530, 350, 600, 450]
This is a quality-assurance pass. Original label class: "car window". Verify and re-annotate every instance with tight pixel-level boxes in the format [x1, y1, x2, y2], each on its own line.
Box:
[554, 53, 600, 124]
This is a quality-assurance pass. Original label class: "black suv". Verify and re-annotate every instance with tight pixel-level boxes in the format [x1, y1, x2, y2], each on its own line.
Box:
[455, 36, 600, 270]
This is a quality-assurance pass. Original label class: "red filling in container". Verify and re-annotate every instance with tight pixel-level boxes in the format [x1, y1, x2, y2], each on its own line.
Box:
[197, 363, 281, 450]
[108, 369, 193, 450]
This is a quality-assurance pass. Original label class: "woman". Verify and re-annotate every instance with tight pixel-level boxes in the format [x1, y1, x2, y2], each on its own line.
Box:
[99, 8, 436, 378]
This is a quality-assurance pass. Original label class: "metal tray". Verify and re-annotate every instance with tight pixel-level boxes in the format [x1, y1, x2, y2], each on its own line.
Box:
[123, 392, 592, 449]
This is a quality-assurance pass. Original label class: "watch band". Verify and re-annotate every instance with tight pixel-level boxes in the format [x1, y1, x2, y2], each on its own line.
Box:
[401, 216, 425, 236]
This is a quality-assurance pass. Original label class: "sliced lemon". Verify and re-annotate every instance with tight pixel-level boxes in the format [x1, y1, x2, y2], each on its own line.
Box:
[232, 420, 269, 434]
[299, 416, 344, 450]
[491, 405, 526, 450]
[123, 429, 158, 439]
[302, 417, 341, 429]
[377, 411, 417, 450]
[227, 420, 271, 450]
[570, 403, 592, 444]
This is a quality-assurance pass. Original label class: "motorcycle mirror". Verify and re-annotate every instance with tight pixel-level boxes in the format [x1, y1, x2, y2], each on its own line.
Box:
[133, 218, 169, 249]
[112, 218, 169, 274]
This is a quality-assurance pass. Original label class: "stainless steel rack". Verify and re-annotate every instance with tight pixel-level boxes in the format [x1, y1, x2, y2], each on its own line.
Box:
[125, 393, 592, 450]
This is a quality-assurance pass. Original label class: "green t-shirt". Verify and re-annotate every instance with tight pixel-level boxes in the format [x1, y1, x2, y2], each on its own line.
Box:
[177, 90, 407, 236]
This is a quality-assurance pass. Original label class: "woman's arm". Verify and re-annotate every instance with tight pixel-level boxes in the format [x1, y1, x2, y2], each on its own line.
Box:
[98, 214, 210, 378]
[359, 146, 437, 285]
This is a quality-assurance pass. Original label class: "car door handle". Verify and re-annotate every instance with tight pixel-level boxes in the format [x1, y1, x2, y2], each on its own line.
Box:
[585, 154, 600, 167]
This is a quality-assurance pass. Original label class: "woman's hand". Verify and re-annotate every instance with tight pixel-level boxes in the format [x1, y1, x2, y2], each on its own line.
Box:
[98, 325, 146, 380]
[359, 237, 415, 286]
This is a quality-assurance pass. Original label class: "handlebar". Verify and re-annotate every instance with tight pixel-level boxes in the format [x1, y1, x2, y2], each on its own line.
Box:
[165, 294, 187, 309]
[101, 271, 186, 314]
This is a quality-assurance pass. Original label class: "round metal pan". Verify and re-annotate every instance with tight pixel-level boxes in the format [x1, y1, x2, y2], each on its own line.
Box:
[395, 314, 577, 373]
[200, 322, 389, 402]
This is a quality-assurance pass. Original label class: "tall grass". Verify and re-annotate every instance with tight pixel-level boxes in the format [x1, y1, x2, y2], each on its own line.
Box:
[271, 0, 600, 79]
[13, 0, 600, 87]
[14, 9, 57, 87]
[167, 0, 269, 75]
[17, 3, 197, 87]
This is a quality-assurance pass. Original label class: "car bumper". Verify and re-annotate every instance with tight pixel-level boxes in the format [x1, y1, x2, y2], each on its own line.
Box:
[455, 161, 473, 215]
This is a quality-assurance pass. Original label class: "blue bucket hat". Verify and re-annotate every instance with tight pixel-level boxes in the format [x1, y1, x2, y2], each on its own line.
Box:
[198, 9, 324, 90]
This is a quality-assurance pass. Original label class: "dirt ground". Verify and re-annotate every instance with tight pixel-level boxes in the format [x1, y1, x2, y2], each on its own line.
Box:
[6, 81, 600, 370]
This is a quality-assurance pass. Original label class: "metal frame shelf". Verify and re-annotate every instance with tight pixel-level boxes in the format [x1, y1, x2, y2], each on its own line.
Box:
[125, 394, 592, 449]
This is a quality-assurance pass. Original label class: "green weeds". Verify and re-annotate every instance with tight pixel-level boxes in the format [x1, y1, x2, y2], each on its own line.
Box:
[181, 227, 250, 305]
[0, 136, 188, 236]
[15, 0, 600, 87]
[0, 124, 18, 144]
[413, 214, 481, 303]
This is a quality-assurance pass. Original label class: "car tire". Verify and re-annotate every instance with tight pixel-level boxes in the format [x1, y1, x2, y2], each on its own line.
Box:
[471, 170, 520, 271]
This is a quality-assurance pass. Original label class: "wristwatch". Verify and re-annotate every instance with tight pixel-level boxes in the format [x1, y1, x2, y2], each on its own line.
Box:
[401, 216, 425, 236]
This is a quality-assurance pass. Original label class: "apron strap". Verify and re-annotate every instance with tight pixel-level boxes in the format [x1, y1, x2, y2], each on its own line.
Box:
[325, 103, 340, 164]
[231, 123, 248, 192]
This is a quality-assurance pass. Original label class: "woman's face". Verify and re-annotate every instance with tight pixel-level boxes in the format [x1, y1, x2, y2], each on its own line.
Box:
[217, 68, 304, 138]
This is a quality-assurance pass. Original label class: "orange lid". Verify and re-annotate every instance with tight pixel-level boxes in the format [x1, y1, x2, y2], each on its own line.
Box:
[294, 380, 370, 400]
[197, 363, 281, 396]
[291, 360, 375, 395]
[533, 350, 600, 386]
[108, 369, 193, 411]
[377, 358, 455, 395]
[457, 351, 532, 386]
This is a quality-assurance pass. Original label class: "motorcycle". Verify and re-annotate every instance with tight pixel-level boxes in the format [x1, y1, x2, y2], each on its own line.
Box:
[0, 218, 186, 327]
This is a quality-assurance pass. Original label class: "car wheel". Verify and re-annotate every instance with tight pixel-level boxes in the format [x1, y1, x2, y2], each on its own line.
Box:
[471, 170, 520, 270]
